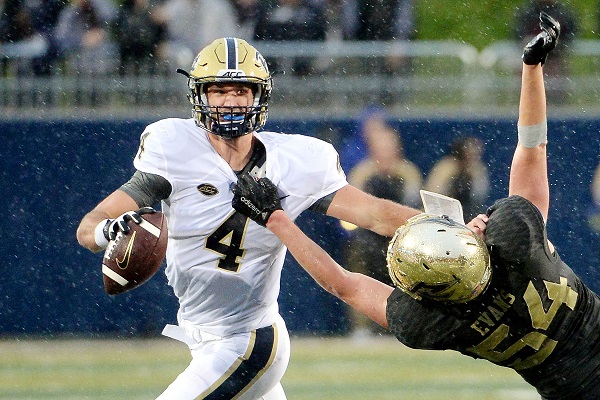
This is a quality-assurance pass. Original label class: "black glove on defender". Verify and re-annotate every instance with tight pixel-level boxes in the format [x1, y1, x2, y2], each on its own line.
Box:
[522, 12, 561, 66]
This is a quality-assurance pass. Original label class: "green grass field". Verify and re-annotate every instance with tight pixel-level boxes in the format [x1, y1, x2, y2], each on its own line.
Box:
[0, 336, 539, 399]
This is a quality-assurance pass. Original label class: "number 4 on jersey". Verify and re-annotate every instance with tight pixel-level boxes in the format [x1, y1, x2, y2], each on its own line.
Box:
[205, 211, 249, 272]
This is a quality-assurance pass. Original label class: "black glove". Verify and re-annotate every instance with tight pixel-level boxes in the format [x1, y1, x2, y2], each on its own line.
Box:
[231, 173, 282, 227]
[522, 12, 561, 66]
[103, 207, 156, 241]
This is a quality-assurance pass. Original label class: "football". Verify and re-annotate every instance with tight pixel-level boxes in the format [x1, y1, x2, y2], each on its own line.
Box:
[102, 211, 168, 295]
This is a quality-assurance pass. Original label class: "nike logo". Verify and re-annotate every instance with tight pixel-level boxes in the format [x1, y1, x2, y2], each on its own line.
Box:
[116, 231, 136, 270]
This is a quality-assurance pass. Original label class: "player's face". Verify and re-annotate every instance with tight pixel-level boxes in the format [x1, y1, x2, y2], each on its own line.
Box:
[206, 83, 254, 108]
[205, 83, 255, 131]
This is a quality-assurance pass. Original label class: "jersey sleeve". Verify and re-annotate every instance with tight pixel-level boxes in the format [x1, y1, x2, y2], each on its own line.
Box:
[132, 122, 170, 181]
[386, 288, 463, 350]
[311, 140, 348, 200]
[269, 134, 348, 215]
[485, 195, 549, 266]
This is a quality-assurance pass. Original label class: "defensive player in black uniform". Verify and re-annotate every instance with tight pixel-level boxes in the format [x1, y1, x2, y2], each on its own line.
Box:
[230, 13, 600, 400]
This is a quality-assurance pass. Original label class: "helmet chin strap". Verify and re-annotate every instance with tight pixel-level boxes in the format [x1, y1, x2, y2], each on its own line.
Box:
[211, 122, 246, 139]
[201, 120, 258, 138]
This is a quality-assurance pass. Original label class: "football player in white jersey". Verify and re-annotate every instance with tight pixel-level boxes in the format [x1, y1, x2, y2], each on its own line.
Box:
[76, 37, 420, 399]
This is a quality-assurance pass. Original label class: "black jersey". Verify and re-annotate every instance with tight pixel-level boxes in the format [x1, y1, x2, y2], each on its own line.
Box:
[386, 196, 600, 399]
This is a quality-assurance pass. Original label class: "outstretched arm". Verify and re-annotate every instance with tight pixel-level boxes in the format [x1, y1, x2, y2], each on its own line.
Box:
[509, 63, 549, 219]
[231, 174, 393, 328]
[509, 12, 560, 221]
[327, 184, 421, 237]
[267, 210, 393, 328]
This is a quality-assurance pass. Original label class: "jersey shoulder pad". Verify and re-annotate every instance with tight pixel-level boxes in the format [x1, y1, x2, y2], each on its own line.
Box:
[257, 131, 346, 201]
[134, 118, 201, 176]
[258, 131, 339, 164]
[485, 196, 546, 264]
[143, 118, 196, 139]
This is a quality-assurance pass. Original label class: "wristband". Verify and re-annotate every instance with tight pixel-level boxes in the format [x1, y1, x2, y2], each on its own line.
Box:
[94, 219, 111, 249]
[518, 120, 547, 148]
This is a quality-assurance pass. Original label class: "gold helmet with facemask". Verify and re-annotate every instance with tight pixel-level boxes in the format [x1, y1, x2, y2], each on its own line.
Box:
[386, 214, 492, 303]
[177, 37, 272, 139]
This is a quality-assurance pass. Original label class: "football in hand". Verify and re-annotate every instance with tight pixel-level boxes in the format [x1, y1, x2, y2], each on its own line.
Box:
[102, 211, 168, 295]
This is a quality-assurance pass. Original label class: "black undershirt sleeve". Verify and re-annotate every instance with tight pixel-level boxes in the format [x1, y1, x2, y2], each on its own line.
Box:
[309, 191, 337, 214]
[119, 170, 172, 208]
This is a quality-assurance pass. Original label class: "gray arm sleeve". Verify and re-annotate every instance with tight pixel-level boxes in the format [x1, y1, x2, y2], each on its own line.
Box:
[119, 170, 172, 207]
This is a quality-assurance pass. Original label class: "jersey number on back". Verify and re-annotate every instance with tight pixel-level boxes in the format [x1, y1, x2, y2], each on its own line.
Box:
[468, 277, 578, 370]
[205, 211, 249, 272]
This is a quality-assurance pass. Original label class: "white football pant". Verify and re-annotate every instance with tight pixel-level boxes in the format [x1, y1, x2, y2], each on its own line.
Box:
[157, 314, 290, 399]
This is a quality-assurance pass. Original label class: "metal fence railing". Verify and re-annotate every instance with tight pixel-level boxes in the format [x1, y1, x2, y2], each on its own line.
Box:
[2, 39, 599, 118]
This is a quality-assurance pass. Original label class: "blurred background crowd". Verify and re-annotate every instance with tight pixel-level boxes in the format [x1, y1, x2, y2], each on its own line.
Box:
[0, 0, 582, 78]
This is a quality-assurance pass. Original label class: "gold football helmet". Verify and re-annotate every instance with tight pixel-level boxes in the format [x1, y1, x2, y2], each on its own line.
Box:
[386, 214, 491, 303]
[177, 37, 272, 138]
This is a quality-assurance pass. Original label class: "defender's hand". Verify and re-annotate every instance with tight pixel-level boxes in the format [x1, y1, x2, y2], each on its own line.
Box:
[523, 12, 561, 66]
[103, 207, 156, 241]
[231, 174, 282, 227]
[467, 214, 489, 241]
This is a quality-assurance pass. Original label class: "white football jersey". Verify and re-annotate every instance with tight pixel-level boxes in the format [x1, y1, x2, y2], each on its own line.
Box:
[134, 118, 347, 336]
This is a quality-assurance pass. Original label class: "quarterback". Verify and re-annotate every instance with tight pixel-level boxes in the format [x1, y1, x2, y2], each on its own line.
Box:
[231, 14, 600, 399]
[76, 37, 419, 399]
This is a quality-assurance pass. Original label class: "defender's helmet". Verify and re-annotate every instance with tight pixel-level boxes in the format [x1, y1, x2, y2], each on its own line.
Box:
[386, 214, 491, 303]
[178, 37, 272, 139]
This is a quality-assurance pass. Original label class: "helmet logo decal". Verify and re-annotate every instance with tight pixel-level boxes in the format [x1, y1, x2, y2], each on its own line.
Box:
[217, 70, 245, 79]
[255, 51, 268, 72]
[191, 53, 205, 70]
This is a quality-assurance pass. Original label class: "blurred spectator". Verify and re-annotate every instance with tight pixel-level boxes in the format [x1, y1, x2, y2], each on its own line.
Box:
[153, 0, 238, 68]
[514, 0, 577, 103]
[53, 0, 118, 75]
[0, 0, 41, 75]
[341, 0, 415, 75]
[0, 0, 34, 44]
[589, 163, 600, 233]
[425, 136, 490, 221]
[344, 107, 422, 339]
[113, 0, 167, 75]
[28, 0, 68, 75]
[27, 0, 67, 35]
[341, 0, 415, 42]
[321, 0, 344, 42]
[253, 0, 326, 76]
[231, 0, 259, 39]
